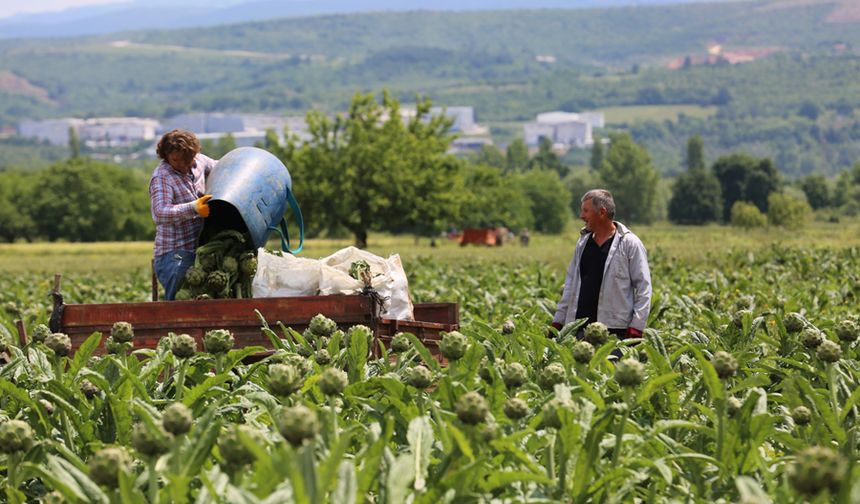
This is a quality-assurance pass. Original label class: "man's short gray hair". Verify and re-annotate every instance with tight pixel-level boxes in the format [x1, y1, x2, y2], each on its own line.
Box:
[581, 189, 616, 219]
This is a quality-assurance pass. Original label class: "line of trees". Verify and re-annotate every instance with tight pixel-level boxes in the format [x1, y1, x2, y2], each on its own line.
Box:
[663, 135, 860, 229]
[7, 94, 856, 245]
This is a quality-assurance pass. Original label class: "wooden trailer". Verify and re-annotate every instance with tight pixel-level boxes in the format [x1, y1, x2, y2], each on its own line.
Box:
[43, 276, 458, 360]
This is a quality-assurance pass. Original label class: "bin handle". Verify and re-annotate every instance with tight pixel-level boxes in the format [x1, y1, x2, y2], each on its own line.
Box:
[268, 187, 304, 254]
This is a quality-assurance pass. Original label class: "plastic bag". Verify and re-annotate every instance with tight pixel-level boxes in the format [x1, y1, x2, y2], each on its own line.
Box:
[251, 249, 321, 297]
[319, 246, 414, 320]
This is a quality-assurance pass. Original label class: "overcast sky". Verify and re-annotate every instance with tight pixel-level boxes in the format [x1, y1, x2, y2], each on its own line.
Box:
[0, 0, 126, 19]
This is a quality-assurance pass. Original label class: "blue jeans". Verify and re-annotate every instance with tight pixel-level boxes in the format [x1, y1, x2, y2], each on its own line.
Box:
[154, 250, 196, 300]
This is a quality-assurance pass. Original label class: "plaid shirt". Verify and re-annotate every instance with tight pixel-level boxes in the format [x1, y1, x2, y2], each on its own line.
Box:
[149, 154, 216, 257]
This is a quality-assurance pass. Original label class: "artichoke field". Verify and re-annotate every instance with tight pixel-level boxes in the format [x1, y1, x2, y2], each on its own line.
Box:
[0, 244, 859, 502]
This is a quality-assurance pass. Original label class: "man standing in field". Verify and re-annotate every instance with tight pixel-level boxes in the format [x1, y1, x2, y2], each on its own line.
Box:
[552, 189, 652, 341]
[149, 129, 217, 300]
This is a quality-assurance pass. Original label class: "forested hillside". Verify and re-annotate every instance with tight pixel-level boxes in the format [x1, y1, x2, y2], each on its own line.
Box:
[1, 0, 859, 175]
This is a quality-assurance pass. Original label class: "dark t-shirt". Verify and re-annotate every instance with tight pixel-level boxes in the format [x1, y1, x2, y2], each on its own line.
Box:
[575, 234, 614, 326]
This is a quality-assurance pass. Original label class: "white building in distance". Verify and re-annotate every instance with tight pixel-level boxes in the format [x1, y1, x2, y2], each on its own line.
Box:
[18, 117, 158, 147]
[161, 113, 309, 143]
[524, 111, 604, 148]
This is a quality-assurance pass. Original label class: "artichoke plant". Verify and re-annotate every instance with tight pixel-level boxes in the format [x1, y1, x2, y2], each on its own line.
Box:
[404, 366, 433, 389]
[615, 358, 646, 387]
[45, 332, 72, 357]
[439, 331, 468, 361]
[583, 322, 610, 346]
[572, 340, 595, 364]
[309, 314, 337, 338]
[80, 379, 100, 399]
[390, 332, 411, 353]
[318, 367, 348, 396]
[314, 349, 331, 365]
[833, 319, 859, 343]
[711, 351, 738, 380]
[542, 397, 575, 429]
[0, 419, 34, 454]
[219, 424, 263, 467]
[131, 422, 172, 459]
[275, 405, 319, 446]
[783, 312, 805, 333]
[502, 362, 528, 389]
[816, 339, 842, 363]
[162, 402, 193, 436]
[269, 364, 303, 396]
[31, 323, 51, 344]
[88, 447, 131, 489]
[788, 446, 847, 496]
[801, 328, 824, 349]
[203, 329, 234, 354]
[539, 362, 566, 390]
[791, 405, 812, 426]
[110, 321, 134, 343]
[455, 391, 489, 425]
[171, 333, 197, 359]
[503, 398, 529, 420]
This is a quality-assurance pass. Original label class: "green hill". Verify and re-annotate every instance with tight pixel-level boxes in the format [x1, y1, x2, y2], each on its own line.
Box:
[1, 0, 859, 175]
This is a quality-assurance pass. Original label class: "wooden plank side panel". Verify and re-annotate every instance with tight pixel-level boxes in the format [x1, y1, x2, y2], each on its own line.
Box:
[61, 295, 375, 353]
[412, 303, 459, 326]
[58, 296, 458, 359]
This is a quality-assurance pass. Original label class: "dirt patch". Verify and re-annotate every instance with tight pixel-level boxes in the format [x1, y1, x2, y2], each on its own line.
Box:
[826, 3, 860, 23]
[757, 0, 860, 23]
[0, 71, 55, 104]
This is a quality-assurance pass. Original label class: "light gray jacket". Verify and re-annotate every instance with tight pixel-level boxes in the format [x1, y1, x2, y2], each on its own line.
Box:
[553, 221, 652, 331]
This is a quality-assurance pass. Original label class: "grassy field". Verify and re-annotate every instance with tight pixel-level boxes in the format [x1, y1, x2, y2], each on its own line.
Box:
[3, 219, 859, 275]
[602, 104, 718, 125]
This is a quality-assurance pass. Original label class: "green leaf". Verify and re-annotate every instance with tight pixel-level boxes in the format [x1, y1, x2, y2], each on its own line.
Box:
[317, 429, 354, 497]
[386, 453, 414, 504]
[446, 422, 475, 462]
[182, 373, 232, 408]
[49, 455, 110, 504]
[481, 470, 553, 491]
[68, 331, 102, 379]
[404, 332, 441, 373]
[636, 372, 680, 406]
[346, 324, 369, 383]
[407, 416, 433, 491]
[689, 346, 724, 402]
[332, 461, 357, 504]
[794, 376, 845, 443]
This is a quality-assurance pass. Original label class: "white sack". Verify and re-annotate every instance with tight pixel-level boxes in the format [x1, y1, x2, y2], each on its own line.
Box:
[318, 246, 414, 321]
[251, 248, 321, 297]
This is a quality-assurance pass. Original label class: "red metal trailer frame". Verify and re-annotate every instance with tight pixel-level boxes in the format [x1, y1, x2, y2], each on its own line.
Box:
[45, 276, 458, 358]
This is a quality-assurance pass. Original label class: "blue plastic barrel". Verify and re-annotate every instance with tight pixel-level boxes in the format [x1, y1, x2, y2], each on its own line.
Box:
[204, 147, 304, 253]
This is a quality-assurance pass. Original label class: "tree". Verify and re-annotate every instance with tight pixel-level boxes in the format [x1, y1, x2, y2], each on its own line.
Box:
[730, 201, 766, 229]
[470, 145, 505, 169]
[529, 137, 567, 177]
[767, 191, 811, 229]
[668, 169, 722, 224]
[517, 169, 570, 234]
[564, 166, 602, 217]
[0, 171, 37, 242]
[30, 159, 129, 241]
[798, 174, 830, 210]
[505, 139, 529, 172]
[685, 135, 704, 171]
[589, 137, 604, 171]
[798, 100, 821, 121]
[458, 164, 533, 230]
[712, 153, 780, 222]
[274, 91, 460, 248]
[598, 133, 660, 224]
[68, 127, 81, 159]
